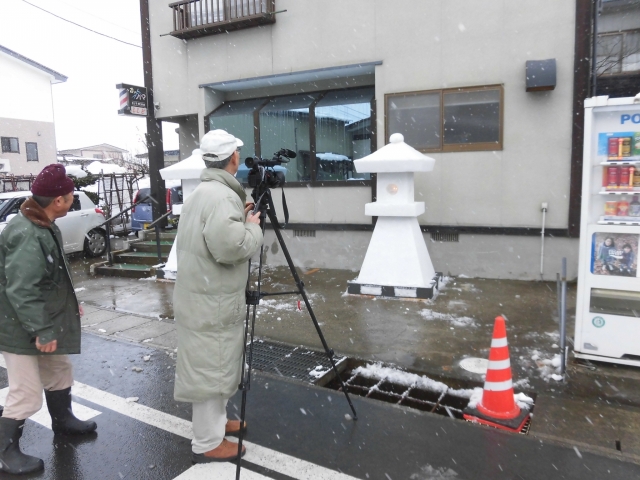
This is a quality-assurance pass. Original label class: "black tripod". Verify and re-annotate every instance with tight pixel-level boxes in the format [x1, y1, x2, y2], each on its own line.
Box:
[234, 187, 358, 479]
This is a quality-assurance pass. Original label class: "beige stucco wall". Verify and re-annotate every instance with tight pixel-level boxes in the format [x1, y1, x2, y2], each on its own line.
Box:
[149, 0, 576, 230]
[0, 117, 57, 176]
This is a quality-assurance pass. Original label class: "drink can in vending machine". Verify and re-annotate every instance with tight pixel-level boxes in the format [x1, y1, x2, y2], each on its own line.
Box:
[622, 137, 632, 157]
[620, 166, 631, 188]
[608, 137, 619, 160]
[605, 201, 618, 216]
[607, 166, 619, 189]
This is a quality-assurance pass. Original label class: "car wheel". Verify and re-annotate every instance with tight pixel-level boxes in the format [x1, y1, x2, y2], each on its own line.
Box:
[84, 229, 107, 257]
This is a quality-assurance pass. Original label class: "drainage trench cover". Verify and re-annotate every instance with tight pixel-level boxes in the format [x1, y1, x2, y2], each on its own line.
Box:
[249, 339, 346, 384]
[324, 366, 534, 435]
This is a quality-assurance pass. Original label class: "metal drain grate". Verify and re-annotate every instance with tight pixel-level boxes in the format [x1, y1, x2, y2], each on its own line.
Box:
[294, 229, 316, 238]
[325, 369, 534, 434]
[249, 339, 345, 384]
[431, 232, 459, 242]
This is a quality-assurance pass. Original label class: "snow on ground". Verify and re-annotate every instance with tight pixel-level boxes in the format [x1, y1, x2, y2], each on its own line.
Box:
[419, 309, 478, 327]
[518, 349, 563, 382]
[354, 363, 448, 392]
[356, 363, 534, 412]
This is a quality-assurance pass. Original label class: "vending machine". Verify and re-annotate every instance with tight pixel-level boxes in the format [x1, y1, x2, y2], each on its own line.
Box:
[574, 95, 640, 367]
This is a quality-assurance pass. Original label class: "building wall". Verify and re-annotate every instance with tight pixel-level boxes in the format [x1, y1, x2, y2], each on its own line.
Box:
[78, 149, 124, 160]
[149, 0, 580, 279]
[0, 54, 55, 123]
[0, 117, 57, 175]
[0, 53, 58, 176]
[261, 229, 579, 281]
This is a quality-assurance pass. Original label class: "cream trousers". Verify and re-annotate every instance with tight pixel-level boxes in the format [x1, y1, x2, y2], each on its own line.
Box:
[191, 396, 228, 454]
[1, 352, 74, 420]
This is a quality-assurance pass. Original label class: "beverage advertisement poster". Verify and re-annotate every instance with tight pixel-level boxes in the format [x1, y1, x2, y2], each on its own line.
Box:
[591, 232, 639, 277]
[597, 132, 640, 158]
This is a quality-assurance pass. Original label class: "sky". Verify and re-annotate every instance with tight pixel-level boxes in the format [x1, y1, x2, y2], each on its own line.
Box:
[0, 0, 179, 155]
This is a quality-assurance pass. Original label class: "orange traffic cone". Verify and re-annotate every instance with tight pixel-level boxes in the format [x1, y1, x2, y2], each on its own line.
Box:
[463, 316, 531, 432]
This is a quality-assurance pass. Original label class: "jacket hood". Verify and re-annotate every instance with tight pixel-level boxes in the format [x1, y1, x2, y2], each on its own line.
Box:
[200, 168, 247, 204]
[20, 197, 52, 228]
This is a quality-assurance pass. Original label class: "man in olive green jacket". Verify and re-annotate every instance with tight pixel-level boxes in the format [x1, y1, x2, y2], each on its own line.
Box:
[173, 130, 262, 463]
[0, 164, 96, 475]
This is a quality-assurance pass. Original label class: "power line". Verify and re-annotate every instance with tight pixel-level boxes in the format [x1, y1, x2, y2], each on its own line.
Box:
[49, 0, 140, 36]
[22, 0, 142, 49]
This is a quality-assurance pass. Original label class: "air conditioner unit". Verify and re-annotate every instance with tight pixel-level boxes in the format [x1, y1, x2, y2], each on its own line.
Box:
[0, 159, 11, 173]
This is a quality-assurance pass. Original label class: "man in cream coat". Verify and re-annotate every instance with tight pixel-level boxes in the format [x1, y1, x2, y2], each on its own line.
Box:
[173, 129, 262, 463]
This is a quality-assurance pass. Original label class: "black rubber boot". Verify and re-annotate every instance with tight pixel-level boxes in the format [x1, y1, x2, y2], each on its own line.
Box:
[45, 387, 97, 435]
[0, 417, 44, 474]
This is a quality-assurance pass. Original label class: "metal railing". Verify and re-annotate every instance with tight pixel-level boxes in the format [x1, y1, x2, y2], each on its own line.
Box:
[169, 0, 275, 38]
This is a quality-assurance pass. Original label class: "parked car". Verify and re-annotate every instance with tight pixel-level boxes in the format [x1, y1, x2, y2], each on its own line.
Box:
[0, 191, 107, 257]
[131, 186, 183, 231]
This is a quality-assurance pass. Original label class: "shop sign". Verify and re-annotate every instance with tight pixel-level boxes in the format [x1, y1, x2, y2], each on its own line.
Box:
[116, 83, 147, 117]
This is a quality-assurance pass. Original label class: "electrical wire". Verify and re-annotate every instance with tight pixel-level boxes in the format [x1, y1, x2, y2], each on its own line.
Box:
[49, 0, 140, 35]
[22, 0, 142, 49]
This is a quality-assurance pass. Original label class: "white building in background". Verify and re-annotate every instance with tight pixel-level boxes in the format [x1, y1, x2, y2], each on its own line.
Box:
[0, 44, 67, 176]
[58, 143, 129, 162]
[146, 0, 603, 280]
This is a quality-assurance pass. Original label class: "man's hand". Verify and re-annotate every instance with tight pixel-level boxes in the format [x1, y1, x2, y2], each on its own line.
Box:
[79, 304, 84, 317]
[244, 202, 255, 215]
[36, 337, 57, 353]
[246, 211, 261, 224]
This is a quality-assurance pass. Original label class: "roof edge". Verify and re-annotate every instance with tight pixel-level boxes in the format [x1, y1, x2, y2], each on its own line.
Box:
[0, 44, 67, 83]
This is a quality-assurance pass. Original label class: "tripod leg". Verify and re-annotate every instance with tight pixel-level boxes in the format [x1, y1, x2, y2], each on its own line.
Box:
[265, 204, 358, 421]
[237, 222, 267, 479]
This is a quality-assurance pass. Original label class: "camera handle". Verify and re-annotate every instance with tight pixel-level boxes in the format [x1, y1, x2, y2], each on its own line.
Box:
[235, 189, 358, 480]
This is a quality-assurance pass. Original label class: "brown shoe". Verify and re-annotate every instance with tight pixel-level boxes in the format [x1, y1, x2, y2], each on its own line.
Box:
[225, 419, 247, 436]
[191, 439, 246, 463]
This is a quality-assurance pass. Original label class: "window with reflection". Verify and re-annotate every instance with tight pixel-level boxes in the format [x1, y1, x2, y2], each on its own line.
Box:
[259, 94, 317, 183]
[209, 99, 262, 183]
[206, 87, 375, 185]
[315, 88, 373, 182]
[387, 92, 441, 151]
[443, 88, 501, 147]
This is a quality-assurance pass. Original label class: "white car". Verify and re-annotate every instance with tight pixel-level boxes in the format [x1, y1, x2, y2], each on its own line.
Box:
[0, 191, 107, 257]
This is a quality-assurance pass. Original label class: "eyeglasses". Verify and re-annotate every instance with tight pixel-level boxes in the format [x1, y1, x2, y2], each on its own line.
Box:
[236, 147, 242, 152]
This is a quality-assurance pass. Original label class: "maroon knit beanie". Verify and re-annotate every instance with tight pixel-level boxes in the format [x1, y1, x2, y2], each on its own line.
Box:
[31, 164, 75, 197]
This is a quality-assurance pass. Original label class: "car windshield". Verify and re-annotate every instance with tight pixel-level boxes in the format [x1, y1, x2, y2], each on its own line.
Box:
[137, 188, 151, 204]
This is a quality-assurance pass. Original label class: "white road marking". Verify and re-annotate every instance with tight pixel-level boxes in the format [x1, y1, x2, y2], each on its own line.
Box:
[0, 388, 101, 430]
[173, 463, 267, 479]
[0, 356, 357, 480]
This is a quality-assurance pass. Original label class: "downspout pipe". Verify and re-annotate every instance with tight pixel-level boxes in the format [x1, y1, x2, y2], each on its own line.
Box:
[540, 203, 548, 281]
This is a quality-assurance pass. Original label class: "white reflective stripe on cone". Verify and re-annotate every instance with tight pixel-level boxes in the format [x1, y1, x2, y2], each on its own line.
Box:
[490, 337, 508, 348]
[483, 379, 513, 391]
[487, 359, 511, 370]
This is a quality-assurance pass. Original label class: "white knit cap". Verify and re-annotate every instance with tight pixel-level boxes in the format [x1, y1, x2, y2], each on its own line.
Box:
[200, 129, 244, 161]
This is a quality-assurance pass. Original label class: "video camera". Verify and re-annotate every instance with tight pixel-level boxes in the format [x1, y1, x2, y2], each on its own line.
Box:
[245, 148, 296, 189]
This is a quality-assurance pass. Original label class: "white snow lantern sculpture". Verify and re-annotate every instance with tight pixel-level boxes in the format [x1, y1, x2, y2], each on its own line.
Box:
[348, 133, 441, 299]
[158, 149, 208, 279]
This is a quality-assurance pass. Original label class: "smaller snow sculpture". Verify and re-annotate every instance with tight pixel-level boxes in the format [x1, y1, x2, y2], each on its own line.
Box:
[348, 133, 440, 299]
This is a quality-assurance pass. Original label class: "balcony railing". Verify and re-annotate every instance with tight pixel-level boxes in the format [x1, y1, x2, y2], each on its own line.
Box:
[169, 0, 276, 39]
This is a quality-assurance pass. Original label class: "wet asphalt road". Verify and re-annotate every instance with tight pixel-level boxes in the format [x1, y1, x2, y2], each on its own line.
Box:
[2, 334, 640, 480]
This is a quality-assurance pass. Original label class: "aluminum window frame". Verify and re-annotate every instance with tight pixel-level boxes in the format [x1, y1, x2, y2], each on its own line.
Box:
[1, 137, 20, 154]
[385, 84, 504, 153]
[596, 28, 640, 76]
[25, 142, 38, 161]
